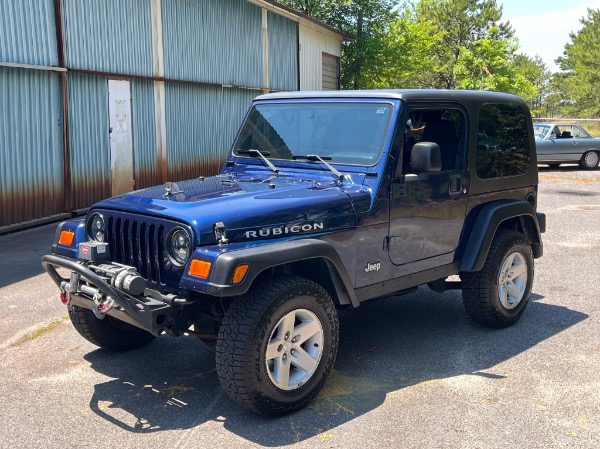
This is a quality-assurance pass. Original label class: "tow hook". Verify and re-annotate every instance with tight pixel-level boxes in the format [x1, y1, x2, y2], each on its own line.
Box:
[92, 293, 114, 319]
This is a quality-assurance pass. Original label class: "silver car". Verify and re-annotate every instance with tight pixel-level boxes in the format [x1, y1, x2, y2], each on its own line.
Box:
[534, 123, 600, 169]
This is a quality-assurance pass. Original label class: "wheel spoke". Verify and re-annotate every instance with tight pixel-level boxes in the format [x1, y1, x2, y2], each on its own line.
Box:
[265, 338, 281, 360]
[511, 262, 527, 279]
[504, 253, 516, 269]
[506, 282, 523, 300]
[294, 319, 321, 344]
[274, 357, 291, 389]
[291, 347, 318, 373]
[499, 284, 508, 306]
[278, 311, 296, 339]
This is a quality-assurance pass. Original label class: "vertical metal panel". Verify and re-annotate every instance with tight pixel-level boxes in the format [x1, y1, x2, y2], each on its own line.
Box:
[62, 0, 153, 76]
[0, 0, 58, 66]
[165, 84, 256, 181]
[299, 24, 342, 91]
[161, 0, 262, 87]
[268, 11, 298, 91]
[67, 73, 111, 209]
[0, 66, 63, 226]
[131, 79, 157, 189]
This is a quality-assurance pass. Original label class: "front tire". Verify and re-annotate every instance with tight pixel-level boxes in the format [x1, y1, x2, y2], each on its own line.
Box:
[580, 151, 599, 170]
[461, 230, 533, 328]
[215, 276, 339, 417]
[68, 305, 156, 351]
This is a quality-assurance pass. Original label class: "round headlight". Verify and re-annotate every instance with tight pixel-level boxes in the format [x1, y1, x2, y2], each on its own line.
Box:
[88, 214, 105, 242]
[168, 228, 191, 266]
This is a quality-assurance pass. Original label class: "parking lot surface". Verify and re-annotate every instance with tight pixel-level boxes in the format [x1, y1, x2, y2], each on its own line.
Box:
[0, 167, 599, 449]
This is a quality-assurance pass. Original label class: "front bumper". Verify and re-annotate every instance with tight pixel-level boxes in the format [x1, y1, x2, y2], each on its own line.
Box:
[41, 255, 181, 336]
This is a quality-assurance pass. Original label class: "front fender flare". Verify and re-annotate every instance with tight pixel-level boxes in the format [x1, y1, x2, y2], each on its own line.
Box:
[186, 239, 358, 306]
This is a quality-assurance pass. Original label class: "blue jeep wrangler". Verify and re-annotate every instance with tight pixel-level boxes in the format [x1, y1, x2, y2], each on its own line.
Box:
[43, 90, 545, 416]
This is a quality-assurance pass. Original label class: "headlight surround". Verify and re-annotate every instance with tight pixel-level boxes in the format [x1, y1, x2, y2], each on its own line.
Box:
[87, 214, 106, 242]
[167, 227, 191, 266]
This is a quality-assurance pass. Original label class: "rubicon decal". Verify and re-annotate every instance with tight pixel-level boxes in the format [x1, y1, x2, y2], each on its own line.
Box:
[245, 222, 324, 239]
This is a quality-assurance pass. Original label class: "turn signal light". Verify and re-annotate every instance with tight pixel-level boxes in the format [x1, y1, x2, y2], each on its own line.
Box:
[59, 230, 75, 246]
[232, 264, 249, 284]
[189, 259, 211, 279]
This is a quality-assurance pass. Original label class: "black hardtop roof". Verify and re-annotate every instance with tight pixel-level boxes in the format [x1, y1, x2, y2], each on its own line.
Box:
[256, 89, 526, 106]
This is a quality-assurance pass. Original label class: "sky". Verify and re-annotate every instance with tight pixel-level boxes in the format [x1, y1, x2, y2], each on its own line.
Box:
[501, 0, 600, 72]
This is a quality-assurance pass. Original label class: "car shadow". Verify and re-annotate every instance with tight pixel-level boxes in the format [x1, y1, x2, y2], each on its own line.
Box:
[83, 288, 587, 445]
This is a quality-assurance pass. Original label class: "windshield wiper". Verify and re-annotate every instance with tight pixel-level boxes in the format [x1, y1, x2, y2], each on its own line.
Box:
[293, 154, 344, 181]
[236, 149, 279, 174]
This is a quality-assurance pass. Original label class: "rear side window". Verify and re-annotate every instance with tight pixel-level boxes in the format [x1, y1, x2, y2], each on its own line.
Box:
[476, 103, 531, 179]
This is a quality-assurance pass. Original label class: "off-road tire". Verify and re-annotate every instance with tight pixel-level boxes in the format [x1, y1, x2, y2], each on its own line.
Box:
[68, 305, 156, 351]
[215, 276, 339, 417]
[461, 230, 533, 328]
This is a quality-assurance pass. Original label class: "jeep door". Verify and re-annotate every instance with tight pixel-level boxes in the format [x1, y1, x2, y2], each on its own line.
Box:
[388, 106, 469, 267]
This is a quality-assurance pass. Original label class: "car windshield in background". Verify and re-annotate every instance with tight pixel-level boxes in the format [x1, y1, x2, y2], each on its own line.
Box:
[233, 102, 394, 166]
[533, 124, 551, 140]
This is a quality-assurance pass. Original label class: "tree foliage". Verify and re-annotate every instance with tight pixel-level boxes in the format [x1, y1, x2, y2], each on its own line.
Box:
[555, 8, 600, 117]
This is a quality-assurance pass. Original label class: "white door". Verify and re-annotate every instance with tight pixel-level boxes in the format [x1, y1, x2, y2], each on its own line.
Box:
[108, 80, 134, 196]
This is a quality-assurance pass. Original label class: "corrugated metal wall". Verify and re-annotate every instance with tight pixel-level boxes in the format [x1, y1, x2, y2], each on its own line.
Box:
[1, 0, 341, 230]
[0, 67, 63, 226]
[131, 79, 157, 190]
[0, 0, 58, 66]
[62, 0, 153, 75]
[299, 24, 341, 91]
[162, 0, 262, 87]
[67, 73, 111, 210]
[268, 11, 298, 91]
[165, 84, 256, 181]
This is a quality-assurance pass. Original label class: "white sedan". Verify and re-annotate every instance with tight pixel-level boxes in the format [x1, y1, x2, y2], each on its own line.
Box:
[534, 123, 600, 169]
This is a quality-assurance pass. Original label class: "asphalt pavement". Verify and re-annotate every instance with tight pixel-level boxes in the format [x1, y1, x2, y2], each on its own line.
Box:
[0, 166, 599, 448]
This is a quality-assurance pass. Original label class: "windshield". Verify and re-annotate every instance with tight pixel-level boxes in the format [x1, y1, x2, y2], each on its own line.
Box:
[533, 124, 550, 140]
[233, 102, 394, 166]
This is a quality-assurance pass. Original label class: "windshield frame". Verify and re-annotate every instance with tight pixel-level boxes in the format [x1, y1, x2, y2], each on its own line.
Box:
[231, 99, 397, 168]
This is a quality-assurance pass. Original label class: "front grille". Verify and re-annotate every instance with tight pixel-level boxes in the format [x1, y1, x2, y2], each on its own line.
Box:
[106, 216, 166, 285]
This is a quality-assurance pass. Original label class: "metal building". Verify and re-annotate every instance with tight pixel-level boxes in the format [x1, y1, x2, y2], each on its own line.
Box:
[0, 0, 343, 232]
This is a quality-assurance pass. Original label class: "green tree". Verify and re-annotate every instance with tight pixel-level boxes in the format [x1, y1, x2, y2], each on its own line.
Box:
[555, 8, 600, 117]
[512, 54, 551, 116]
[412, 0, 513, 89]
[279, 0, 398, 89]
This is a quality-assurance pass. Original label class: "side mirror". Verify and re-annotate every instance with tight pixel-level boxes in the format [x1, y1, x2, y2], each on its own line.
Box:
[411, 142, 442, 172]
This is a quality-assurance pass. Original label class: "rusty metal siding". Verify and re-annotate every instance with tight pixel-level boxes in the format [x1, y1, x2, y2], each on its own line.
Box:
[67, 73, 111, 210]
[165, 84, 255, 181]
[0, 66, 63, 226]
[161, 0, 262, 87]
[0, 0, 58, 66]
[131, 79, 157, 190]
[62, 0, 153, 76]
[268, 11, 298, 91]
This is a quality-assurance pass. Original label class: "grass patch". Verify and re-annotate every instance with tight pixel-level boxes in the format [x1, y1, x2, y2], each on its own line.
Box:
[12, 316, 69, 347]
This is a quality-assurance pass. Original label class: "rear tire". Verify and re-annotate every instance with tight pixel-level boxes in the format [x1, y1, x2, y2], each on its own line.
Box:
[461, 230, 533, 328]
[580, 151, 599, 170]
[68, 305, 156, 351]
[215, 276, 338, 417]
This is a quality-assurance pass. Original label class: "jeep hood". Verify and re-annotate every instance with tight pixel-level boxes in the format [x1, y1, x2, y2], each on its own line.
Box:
[91, 172, 371, 244]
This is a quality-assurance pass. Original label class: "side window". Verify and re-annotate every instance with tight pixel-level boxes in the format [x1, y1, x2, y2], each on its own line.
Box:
[476, 103, 531, 179]
[403, 107, 465, 173]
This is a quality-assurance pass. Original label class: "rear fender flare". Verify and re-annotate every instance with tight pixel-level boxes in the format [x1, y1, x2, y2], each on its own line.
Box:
[460, 201, 543, 272]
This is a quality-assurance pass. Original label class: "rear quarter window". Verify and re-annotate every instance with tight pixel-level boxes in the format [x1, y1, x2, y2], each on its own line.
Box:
[476, 103, 531, 179]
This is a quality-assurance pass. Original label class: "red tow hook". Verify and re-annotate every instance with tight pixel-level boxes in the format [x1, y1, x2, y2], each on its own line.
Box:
[60, 291, 68, 304]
